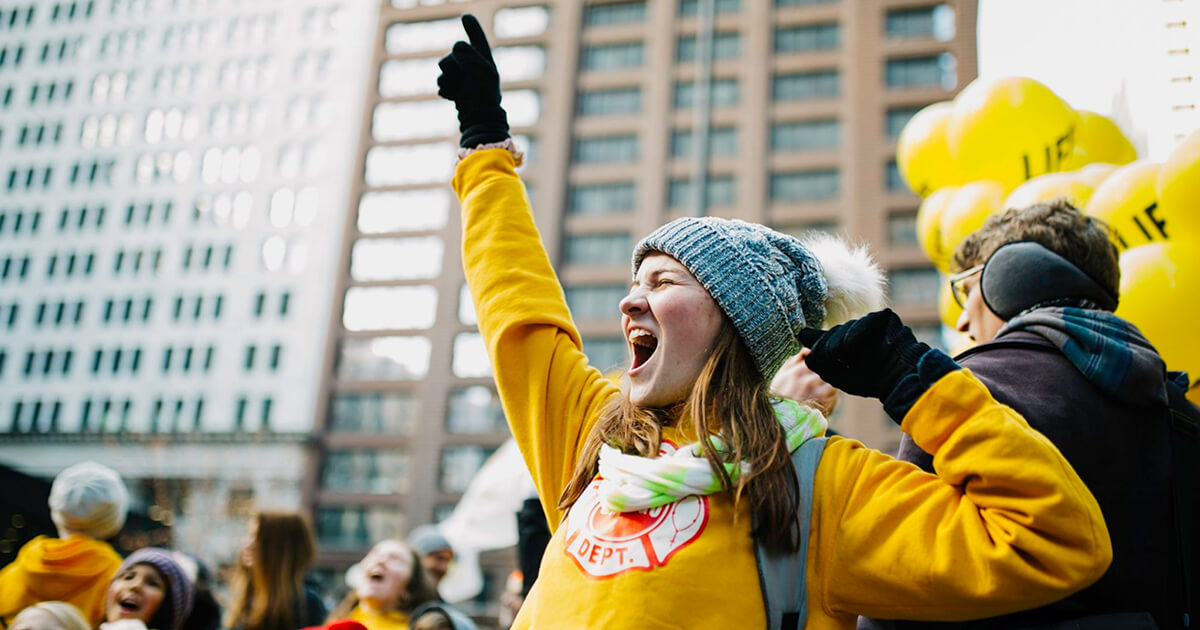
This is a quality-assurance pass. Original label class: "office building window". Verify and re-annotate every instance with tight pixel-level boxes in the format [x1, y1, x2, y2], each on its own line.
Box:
[330, 392, 417, 435]
[886, 160, 909, 192]
[889, 267, 940, 306]
[316, 506, 404, 550]
[337, 336, 431, 381]
[769, 170, 840, 202]
[679, 0, 741, 15]
[676, 32, 740, 62]
[322, 449, 410, 494]
[774, 23, 839, 53]
[573, 135, 638, 164]
[670, 126, 737, 157]
[886, 54, 957, 90]
[673, 77, 739, 108]
[888, 211, 920, 246]
[885, 106, 922, 139]
[776, 0, 837, 6]
[577, 87, 641, 116]
[564, 233, 632, 267]
[568, 181, 636, 215]
[886, 5, 955, 41]
[770, 119, 840, 152]
[773, 70, 839, 101]
[582, 1, 645, 27]
[580, 42, 644, 71]
[440, 445, 497, 493]
[343, 286, 438, 332]
[494, 6, 550, 38]
[666, 175, 736, 208]
[565, 284, 626, 320]
[447, 386, 507, 434]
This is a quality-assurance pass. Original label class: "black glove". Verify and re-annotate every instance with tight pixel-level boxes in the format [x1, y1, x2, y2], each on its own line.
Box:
[437, 15, 510, 148]
[798, 309, 960, 423]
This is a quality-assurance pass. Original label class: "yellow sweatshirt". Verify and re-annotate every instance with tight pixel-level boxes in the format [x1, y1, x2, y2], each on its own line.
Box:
[454, 148, 1111, 629]
[0, 534, 122, 626]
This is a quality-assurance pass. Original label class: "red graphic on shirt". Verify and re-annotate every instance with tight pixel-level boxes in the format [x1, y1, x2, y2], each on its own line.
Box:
[561, 441, 710, 578]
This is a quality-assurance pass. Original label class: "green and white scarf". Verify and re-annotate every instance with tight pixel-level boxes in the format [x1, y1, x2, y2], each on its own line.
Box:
[596, 399, 828, 513]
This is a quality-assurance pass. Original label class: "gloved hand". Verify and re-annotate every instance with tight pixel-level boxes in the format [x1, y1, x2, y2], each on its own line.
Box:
[437, 15, 510, 148]
[798, 309, 960, 423]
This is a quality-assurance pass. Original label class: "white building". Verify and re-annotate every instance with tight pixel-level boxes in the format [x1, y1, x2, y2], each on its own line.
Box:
[0, 0, 376, 568]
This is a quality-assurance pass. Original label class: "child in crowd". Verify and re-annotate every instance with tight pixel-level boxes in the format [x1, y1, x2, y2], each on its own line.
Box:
[0, 462, 129, 626]
[326, 539, 440, 630]
[101, 548, 193, 630]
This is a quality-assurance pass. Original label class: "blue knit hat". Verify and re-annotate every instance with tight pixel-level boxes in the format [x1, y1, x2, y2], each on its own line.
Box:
[116, 548, 194, 630]
[633, 217, 885, 381]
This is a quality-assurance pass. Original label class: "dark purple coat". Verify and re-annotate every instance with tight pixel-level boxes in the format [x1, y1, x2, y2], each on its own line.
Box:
[863, 329, 1173, 630]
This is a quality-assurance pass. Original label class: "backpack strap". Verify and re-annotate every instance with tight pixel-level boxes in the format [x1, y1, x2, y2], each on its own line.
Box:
[756, 436, 828, 630]
[1167, 375, 1199, 629]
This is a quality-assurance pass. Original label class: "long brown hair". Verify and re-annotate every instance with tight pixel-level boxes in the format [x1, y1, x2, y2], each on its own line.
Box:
[225, 511, 316, 630]
[325, 540, 439, 622]
[560, 322, 803, 553]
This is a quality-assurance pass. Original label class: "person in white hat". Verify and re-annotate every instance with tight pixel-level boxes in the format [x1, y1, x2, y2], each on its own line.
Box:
[0, 462, 130, 626]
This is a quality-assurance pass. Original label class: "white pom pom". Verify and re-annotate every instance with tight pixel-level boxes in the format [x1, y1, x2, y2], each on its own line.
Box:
[802, 233, 887, 328]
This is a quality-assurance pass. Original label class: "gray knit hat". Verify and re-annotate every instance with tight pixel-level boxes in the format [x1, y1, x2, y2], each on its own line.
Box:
[633, 217, 885, 381]
[49, 461, 129, 540]
[116, 548, 194, 630]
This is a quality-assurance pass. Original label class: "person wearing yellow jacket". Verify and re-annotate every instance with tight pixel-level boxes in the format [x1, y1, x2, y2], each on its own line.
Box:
[0, 462, 128, 627]
[438, 16, 1112, 630]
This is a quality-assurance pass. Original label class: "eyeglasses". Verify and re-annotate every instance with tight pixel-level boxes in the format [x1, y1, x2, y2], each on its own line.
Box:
[949, 264, 984, 308]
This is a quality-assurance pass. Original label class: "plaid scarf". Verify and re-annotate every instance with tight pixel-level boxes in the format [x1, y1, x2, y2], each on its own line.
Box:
[1000, 306, 1167, 407]
[596, 398, 827, 513]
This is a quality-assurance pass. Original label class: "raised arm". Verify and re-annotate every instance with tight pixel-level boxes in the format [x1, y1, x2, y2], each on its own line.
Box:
[800, 310, 1111, 620]
[441, 17, 620, 528]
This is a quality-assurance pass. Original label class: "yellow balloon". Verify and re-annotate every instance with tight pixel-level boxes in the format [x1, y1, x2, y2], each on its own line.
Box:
[1084, 161, 1164, 251]
[897, 102, 963, 197]
[1155, 126, 1200, 244]
[916, 186, 958, 271]
[939, 181, 1007, 257]
[948, 77, 1078, 191]
[1074, 162, 1119, 189]
[1004, 172, 1095, 210]
[1073, 110, 1137, 165]
[938, 275, 963, 328]
[1115, 242, 1200, 379]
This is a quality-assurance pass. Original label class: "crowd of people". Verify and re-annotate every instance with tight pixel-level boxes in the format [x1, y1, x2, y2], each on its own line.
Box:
[2, 13, 1198, 630]
[0, 462, 479, 630]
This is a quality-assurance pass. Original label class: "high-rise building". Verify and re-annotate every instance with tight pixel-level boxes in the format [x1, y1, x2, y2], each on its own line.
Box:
[0, 0, 378, 567]
[310, 0, 978, 610]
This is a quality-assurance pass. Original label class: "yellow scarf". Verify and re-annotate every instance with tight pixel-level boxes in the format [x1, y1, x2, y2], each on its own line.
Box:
[347, 604, 410, 630]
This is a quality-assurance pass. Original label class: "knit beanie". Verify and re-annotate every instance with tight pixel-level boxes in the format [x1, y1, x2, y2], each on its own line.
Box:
[116, 548, 194, 630]
[408, 525, 453, 556]
[633, 217, 885, 381]
[48, 461, 130, 540]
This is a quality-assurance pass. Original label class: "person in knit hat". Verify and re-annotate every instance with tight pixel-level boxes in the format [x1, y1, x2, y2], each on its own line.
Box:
[0, 462, 129, 627]
[438, 15, 1112, 629]
[102, 548, 194, 630]
[406, 526, 455, 588]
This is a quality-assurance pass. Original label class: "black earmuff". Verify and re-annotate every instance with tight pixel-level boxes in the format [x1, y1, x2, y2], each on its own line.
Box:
[978, 241, 1119, 320]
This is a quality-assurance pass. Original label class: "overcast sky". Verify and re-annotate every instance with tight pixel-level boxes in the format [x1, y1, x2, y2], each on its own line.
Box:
[977, 0, 1184, 160]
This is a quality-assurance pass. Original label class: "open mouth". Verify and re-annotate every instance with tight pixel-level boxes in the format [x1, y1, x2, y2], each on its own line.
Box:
[629, 329, 658, 370]
[118, 598, 141, 613]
